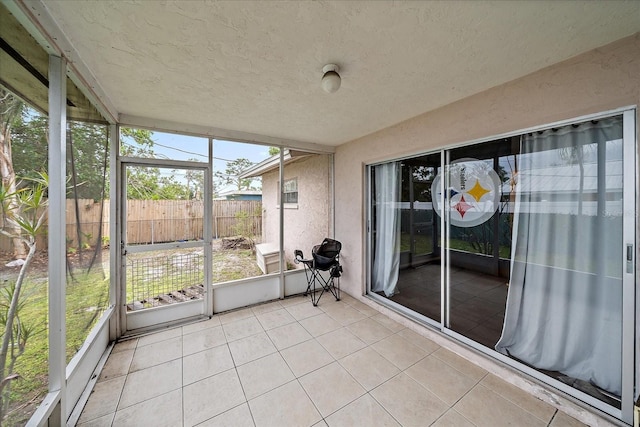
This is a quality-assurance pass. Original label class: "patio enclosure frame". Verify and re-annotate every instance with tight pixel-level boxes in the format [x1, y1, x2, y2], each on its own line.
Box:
[6, 19, 336, 427]
[3, 1, 637, 426]
[28, 75, 337, 426]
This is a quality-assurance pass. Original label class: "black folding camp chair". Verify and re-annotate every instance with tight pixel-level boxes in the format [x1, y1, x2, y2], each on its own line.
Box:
[294, 238, 342, 306]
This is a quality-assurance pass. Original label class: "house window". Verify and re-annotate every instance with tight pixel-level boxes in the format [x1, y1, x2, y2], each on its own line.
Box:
[282, 178, 298, 204]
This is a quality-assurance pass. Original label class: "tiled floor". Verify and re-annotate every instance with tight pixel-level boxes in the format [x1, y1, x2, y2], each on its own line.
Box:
[77, 293, 586, 427]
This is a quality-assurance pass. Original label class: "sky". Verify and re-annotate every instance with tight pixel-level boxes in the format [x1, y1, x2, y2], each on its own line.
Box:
[121, 130, 274, 193]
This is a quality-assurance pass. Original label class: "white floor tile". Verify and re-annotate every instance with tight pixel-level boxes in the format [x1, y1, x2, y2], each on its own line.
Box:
[183, 369, 246, 426]
[371, 373, 448, 426]
[280, 339, 334, 378]
[182, 316, 222, 335]
[112, 389, 182, 427]
[77, 376, 126, 424]
[299, 313, 342, 337]
[266, 321, 312, 350]
[81, 297, 590, 427]
[98, 349, 133, 382]
[183, 325, 227, 356]
[255, 308, 296, 330]
[222, 316, 264, 342]
[197, 403, 256, 427]
[129, 335, 182, 372]
[118, 359, 182, 410]
[228, 331, 277, 366]
[137, 327, 181, 347]
[248, 380, 321, 427]
[237, 352, 295, 399]
[183, 344, 234, 385]
[371, 333, 427, 370]
[339, 347, 400, 391]
[316, 327, 366, 360]
[346, 319, 393, 345]
[325, 394, 400, 427]
[405, 355, 478, 405]
[299, 362, 366, 417]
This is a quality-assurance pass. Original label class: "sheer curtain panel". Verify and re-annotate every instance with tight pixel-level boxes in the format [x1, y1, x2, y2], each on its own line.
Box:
[496, 117, 624, 396]
[371, 162, 401, 297]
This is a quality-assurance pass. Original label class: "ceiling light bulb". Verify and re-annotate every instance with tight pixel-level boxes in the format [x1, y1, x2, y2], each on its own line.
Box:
[322, 64, 341, 93]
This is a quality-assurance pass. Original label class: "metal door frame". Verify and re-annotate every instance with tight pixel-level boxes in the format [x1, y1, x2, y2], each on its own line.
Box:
[119, 156, 212, 333]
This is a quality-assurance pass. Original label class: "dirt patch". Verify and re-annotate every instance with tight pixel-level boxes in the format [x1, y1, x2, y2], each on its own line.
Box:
[0, 247, 109, 282]
[221, 236, 254, 250]
[0, 251, 48, 282]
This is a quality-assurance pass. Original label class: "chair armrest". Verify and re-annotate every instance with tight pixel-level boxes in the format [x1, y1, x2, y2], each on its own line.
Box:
[294, 249, 313, 264]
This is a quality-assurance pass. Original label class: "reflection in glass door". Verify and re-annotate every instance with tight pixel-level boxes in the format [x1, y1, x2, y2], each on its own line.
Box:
[122, 162, 210, 331]
[441, 114, 630, 416]
[408, 163, 438, 266]
[370, 153, 442, 322]
[435, 140, 516, 348]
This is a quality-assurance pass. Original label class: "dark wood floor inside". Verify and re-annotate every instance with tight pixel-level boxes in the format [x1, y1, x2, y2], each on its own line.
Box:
[385, 264, 508, 349]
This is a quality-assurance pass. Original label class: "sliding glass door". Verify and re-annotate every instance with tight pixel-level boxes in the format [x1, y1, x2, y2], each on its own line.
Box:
[370, 153, 442, 323]
[367, 109, 636, 423]
[444, 114, 629, 411]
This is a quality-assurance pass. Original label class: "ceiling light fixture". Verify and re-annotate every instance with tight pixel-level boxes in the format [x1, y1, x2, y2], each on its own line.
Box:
[321, 64, 341, 93]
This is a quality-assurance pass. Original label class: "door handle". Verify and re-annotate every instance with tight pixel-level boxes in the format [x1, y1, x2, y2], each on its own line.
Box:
[627, 244, 633, 274]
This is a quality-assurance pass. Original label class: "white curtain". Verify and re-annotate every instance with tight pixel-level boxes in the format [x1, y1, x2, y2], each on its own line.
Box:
[496, 117, 623, 396]
[371, 162, 401, 297]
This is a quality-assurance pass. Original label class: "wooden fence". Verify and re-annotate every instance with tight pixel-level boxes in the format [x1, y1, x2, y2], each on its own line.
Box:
[0, 199, 262, 252]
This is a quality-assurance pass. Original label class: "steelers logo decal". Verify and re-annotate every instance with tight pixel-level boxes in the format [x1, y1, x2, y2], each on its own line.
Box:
[431, 158, 502, 228]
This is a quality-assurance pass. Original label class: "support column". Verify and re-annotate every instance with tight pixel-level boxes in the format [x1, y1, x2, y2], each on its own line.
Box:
[278, 149, 284, 299]
[48, 54, 67, 425]
[109, 124, 120, 339]
[205, 138, 214, 315]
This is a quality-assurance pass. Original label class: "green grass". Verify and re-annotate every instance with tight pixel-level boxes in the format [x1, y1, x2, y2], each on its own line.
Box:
[399, 233, 512, 258]
[212, 249, 263, 282]
[1, 268, 109, 426]
[399, 233, 433, 254]
[66, 271, 110, 359]
[447, 238, 512, 258]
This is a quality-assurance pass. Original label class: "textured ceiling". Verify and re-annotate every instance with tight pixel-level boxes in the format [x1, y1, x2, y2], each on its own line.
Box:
[40, 0, 640, 147]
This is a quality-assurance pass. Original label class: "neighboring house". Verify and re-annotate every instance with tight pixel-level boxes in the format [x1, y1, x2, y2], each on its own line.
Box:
[215, 189, 262, 201]
[240, 149, 332, 270]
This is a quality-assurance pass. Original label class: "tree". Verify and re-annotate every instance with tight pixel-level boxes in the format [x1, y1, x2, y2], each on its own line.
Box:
[184, 160, 206, 200]
[215, 158, 255, 191]
[120, 128, 194, 200]
[0, 174, 48, 421]
[9, 112, 108, 201]
[119, 127, 155, 158]
[67, 121, 109, 200]
[8, 114, 47, 184]
[559, 144, 590, 216]
[0, 89, 27, 259]
[268, 147, 280, 156]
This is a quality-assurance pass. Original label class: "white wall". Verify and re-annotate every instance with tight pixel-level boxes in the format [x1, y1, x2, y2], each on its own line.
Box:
[261, 154, 332, 268]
